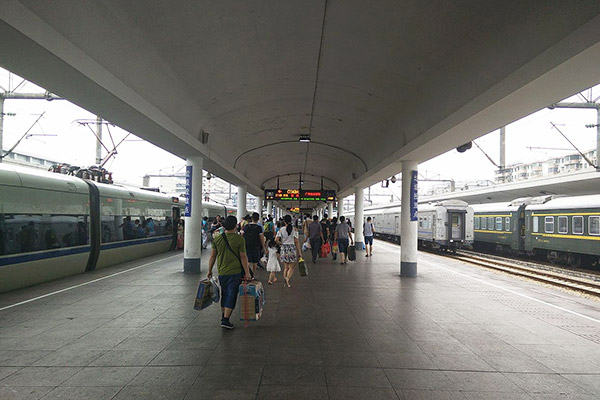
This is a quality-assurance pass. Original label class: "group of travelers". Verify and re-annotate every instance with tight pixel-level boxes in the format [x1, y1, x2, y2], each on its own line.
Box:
[204, 211, 375, 329]
[120, 216, 156, 240]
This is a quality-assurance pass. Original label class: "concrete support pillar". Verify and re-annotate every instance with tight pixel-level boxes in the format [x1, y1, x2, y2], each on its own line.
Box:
[266, 201, 273, 219]
[354, 187, 364, 251]
[257, 196, 264, 219]
[401, 161, 418, 277]
[183, 157, 203, 274]
[328, 202, 334, 219]
[237, 186, 247, 222]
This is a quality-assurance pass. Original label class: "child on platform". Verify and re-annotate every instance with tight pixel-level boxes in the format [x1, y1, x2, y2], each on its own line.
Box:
[266, 238, 281, 285]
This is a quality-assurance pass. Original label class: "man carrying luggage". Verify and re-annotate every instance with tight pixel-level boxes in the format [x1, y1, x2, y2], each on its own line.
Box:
[207, 215, 251, 329]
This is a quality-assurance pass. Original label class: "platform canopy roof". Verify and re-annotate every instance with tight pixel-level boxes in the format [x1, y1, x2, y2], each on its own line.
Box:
[1, 1, 600, 202]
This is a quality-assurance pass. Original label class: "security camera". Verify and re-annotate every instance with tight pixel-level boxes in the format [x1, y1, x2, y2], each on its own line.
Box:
[456, 142, 472, 153]
[390, 175, 397, 184]
[206, 173, 212, 180]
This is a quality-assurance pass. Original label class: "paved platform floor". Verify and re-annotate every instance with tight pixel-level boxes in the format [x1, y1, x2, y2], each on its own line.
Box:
[1, 240, 600, 399]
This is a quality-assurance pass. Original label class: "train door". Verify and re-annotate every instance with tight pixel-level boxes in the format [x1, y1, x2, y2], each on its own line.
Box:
[395, 215, 400, 237]
[448, 210, 466, 242]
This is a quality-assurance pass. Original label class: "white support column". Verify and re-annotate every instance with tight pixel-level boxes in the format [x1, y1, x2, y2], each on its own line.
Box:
[401, 161, 418, 277]
[267, 201, 273, 219]
[328, 202, 334, 219]
[183, 157, 203, 274]
[338, 197, 345, 217]
[237, 186, 247, 222]
[354, 187, 364, 251]
[257, 196, 264, 220]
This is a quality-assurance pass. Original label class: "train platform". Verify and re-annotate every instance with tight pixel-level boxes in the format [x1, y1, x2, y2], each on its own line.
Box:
[1, 241, 600, 399]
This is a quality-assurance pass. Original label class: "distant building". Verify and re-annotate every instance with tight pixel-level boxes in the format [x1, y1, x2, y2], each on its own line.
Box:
[1, 150, 61, 170]
[494, 149, 597, 183]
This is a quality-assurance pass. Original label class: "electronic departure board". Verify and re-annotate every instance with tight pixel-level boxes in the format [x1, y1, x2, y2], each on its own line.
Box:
[264, 189, 336, 202]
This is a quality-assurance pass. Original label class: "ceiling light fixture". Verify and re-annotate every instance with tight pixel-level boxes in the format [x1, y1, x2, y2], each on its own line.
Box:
[299, 136, 311, 143]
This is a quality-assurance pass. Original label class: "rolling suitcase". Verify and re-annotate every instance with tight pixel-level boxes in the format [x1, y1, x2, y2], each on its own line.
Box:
[347, 244, 356, 261]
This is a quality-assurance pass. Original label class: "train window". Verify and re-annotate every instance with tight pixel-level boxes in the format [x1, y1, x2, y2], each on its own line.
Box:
[495, 217, 502, 231]
[590, 216, 600, 235]
[572, 216, 583, 235]
[505, 217, 510, 231]
[533, 216, 539, 233]
[474, 217, 480, 229]
[100, 197, 174, 243]
[558, 216, 568, 234]
[546, 217, 556, 232]
[419, 217, 423, 228]
[0, 214, 89, 256]
[480, 217, 487, 230]
[487, 217, 494, 230]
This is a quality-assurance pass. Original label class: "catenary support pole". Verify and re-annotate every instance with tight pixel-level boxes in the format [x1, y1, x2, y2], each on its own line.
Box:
[95, 117, 102, 165]
[499, 126, 506, 169]
[401, 161, 418, 277]
[183, 156, 203, 274]
[354, 187, 364, 251]
[237, 186, 247, 222]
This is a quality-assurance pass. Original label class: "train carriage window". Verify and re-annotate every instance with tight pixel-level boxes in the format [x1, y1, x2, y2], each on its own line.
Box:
[0, 213, 88, 256]
[474, 217, 480, 229]
[558, 216, 568, 234]
[505, 217, 510, 231]
[590, 216, 600, 236]
[544, 216, 554, 233]
[533, 216, 539, 233]
[481, 217, 487, 230]
[572, 216, 583, 235]
[495, 217, 502, 231]
[487, 217, 494, 230]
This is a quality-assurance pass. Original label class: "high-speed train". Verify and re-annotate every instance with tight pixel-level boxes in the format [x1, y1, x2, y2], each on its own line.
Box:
[346, 200, 474, 251]
[0, 164, 242, 293]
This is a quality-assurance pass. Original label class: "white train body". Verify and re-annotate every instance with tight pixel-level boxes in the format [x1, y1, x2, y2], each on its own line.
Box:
[346, 200, 473, 250]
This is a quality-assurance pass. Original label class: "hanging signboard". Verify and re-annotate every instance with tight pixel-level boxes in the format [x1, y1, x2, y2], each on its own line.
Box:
[264, 189, 336, 202]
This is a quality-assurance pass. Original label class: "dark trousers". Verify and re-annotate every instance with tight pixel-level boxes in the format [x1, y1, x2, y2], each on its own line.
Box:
[309, 237, 322, 261]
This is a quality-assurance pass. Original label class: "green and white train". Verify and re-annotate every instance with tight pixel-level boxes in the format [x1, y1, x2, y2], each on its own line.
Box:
[0, 164, 243, 293]
[473, 195, 600, 267]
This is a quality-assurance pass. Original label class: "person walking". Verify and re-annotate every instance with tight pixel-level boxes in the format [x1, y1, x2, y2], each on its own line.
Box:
[308, 215, 324, 263]
[207, 215, 252, 329]
[334, 216, 354, 264]
[276, 215, 302, 288]
[266, 238, 281, 285]
[329, 216, 338, 260]
[364, 216, 375, 257]
[241, 212, 267, 275]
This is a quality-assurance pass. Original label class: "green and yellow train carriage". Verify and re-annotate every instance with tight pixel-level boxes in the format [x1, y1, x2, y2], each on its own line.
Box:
[472, 198, 529, 254]
[524, 195, 600, 267]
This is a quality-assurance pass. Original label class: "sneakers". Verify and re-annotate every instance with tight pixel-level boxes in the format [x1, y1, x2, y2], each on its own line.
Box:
[221, 319, 234, 329]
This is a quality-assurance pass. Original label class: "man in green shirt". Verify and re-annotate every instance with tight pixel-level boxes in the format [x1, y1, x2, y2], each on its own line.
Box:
[208, 215, 251, 329]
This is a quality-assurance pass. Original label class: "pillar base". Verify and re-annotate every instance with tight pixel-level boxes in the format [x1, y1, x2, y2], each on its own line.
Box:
[400, 261, 417, 277]
[183, 258, 201, 274]
[354, 241, 365, 251]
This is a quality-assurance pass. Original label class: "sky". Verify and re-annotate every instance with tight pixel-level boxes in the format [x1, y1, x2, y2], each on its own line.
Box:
[1, 67, 599, 199]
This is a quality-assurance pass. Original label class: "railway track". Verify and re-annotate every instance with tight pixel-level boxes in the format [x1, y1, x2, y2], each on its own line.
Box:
[451, 250, 600, 297]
